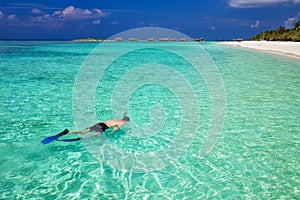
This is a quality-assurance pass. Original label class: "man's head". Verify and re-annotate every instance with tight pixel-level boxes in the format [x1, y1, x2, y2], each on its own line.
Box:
[123, 116, 130, 122]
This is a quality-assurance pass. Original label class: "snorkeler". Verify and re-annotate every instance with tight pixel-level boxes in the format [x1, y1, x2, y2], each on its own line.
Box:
[41, 112, 130, 144]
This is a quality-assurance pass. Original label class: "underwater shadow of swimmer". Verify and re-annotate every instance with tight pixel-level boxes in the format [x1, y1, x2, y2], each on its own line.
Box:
[105, 128, 127, 139]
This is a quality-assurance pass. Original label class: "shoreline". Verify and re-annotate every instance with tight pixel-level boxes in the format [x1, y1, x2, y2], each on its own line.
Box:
[220, 41, 300, 59]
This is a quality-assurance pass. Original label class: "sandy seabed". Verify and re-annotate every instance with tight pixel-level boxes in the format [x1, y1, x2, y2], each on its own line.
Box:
[221, 41, 300, 59]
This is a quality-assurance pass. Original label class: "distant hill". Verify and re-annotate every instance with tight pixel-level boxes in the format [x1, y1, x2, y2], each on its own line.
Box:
[250, 20, 300, 42]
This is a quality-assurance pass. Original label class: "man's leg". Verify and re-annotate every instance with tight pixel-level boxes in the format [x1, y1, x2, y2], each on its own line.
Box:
[68, 128, 90, 134]
[82, 131, 101, 139]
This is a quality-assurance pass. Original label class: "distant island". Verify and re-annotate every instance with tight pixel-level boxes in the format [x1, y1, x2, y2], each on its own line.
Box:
[73, 37, 205, 42]
[73, 38, 104, 42]
[250, 20, 300, 42]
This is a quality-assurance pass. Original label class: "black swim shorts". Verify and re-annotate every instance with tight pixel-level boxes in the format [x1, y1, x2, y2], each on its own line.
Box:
[88, 123, 109, 133]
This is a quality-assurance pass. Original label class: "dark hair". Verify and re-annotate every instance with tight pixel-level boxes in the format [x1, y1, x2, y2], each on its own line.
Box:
[123, 116, 130, 121]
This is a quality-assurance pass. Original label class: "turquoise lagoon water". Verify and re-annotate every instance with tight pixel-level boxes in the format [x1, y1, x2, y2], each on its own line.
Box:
[0, 41, 299, 199]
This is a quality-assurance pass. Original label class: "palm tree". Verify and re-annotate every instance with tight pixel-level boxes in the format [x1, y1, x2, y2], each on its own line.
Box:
[294, 20, 300, 31]
[276, 26, 286, 40]
[250, 20, 300, 41]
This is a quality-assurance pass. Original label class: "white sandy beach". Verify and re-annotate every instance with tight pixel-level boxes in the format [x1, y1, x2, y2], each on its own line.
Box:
[221, 41, 300, 59]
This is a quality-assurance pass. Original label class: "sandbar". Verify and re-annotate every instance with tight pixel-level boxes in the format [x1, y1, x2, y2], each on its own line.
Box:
[220, 41, 300, 59]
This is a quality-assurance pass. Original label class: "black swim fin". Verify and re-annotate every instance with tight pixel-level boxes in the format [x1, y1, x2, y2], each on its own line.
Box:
[57, 137, 81, 142]
[56, 129, 69, 137]
[41, 129, 69, 144]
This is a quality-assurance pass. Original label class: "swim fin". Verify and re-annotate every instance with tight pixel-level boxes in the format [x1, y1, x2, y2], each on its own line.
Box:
[41, 129, 69, 144]
[57, 137, 81, 142]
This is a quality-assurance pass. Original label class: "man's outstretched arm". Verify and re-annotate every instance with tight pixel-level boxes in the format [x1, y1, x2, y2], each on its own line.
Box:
[110, 125, 119, 134]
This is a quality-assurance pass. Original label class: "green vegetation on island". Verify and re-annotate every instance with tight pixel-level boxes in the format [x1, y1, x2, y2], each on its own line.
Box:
[73, 37, 104, 42]
[250, 20, 300, 41]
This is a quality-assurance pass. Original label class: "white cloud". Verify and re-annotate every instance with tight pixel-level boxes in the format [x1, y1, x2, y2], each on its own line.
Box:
[210, 26, 216, 30]
[31, 8, 42, 14]
[52, 6, 108, 21]
[8, 14, 18, 21]
[251, 20, 260, 28]
[92, 19, 100, 24]
[228, 0, 300, 8]
[31, 14, 53, 23]
[31, 5, 110, 24]
[284, 12, 300, 29]
[0, 11, 3, 18]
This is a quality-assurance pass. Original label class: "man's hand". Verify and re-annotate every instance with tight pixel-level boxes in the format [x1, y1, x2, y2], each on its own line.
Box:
[110, 126, 119, 134]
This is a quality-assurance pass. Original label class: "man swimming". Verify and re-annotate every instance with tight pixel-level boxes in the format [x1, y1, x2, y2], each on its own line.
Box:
[68, 112, 130, 137]
[41, 112, 130, 144]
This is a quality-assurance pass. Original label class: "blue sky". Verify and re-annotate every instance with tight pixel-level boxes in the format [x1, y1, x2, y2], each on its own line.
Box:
[0, 0, 299, 40]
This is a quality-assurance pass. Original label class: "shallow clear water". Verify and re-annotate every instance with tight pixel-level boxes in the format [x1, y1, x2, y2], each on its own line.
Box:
[0, 41, 299, 199]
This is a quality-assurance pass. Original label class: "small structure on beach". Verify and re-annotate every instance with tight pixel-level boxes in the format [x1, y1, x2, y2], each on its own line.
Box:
[169, 38, 179, 42]
[193, 38, 205, 42]
[114, 37, 123, 42]
[180, 38, 190, 42]
[159, 38, 170, 41]
[147, 38, 156, 41]
[233, 38, 243, 42]
[158, 38, 180, 41]
[128, 38, 140, 41]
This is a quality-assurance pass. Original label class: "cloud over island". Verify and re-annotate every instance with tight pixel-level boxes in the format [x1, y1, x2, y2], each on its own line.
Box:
[30, 6, 110, 24]
[228, 0, 300, 8]
[0, 5, 110, 27]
